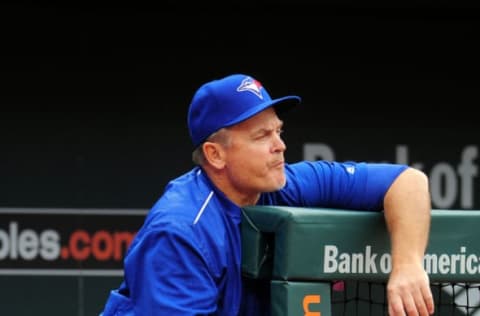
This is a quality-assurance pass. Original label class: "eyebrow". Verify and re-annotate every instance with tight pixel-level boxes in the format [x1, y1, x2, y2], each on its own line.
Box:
[251, 120, 284, 136]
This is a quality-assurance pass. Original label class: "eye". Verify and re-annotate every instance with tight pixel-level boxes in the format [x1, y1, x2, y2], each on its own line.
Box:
[255, 133, 268, 140]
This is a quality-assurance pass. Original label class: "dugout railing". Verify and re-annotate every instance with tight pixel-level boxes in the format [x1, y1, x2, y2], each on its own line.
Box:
[241, 206, 480, 316]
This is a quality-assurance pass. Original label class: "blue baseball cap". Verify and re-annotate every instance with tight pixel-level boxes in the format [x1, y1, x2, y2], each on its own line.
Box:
[187, 74, 301, 148]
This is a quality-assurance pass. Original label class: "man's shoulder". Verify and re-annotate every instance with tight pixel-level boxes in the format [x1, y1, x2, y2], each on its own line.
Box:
[147, 181, 221, 229]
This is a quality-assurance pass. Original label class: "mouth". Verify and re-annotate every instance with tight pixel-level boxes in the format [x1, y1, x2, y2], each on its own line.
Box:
[271, 160, 284, 169]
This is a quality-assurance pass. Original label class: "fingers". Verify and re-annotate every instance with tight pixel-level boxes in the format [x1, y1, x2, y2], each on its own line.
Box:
[388, 291, 434, 316]
[387, 269, 434, 316]
[421, 280, 435, 315]
[388, 288, 419, 316]
[413, 287, 429, 316]
[388, 290, 409, 316]
[413, 272, 434, 316]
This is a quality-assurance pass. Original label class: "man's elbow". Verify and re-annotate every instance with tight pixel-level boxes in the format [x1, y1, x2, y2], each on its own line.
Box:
[384, 167, 431, 209]
[406, 167, 429, 189]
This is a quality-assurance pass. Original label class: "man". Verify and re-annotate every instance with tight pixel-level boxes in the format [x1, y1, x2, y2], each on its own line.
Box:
[101, 74, 434, 315]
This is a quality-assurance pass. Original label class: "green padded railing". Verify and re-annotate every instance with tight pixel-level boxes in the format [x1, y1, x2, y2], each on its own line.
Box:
[242, 206, 480, 315]
[242, 206, 480, 283]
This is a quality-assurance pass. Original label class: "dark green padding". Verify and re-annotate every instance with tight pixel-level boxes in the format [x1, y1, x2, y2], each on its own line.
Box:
[270, 280, 331, 316]
[241, 206, 480, 282]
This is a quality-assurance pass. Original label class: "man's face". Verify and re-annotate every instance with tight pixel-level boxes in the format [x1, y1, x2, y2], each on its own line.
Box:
[223, 107, 287, 196]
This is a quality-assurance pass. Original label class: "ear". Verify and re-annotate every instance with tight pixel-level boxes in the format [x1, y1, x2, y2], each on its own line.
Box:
[202, 141, 226, 169]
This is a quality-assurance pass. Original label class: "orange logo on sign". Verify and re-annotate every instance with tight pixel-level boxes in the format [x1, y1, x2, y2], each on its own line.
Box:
[303, 294, 321, 316]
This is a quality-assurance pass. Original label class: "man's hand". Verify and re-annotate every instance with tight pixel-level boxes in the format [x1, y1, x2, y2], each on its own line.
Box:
[387, 263, 434, 316]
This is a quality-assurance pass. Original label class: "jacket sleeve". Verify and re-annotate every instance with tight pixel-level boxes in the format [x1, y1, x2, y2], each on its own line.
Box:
[274, 161, 408, 211]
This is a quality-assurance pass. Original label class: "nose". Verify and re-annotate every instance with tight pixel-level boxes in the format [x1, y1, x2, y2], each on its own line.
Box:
[272, 133, 286, 153]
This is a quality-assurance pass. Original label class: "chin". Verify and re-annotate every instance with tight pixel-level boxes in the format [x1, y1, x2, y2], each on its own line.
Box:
[269, 178, 287, 192]
[260, 173, 286, 192]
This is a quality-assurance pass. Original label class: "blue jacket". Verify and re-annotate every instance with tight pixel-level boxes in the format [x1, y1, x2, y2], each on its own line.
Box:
[100, 161, 407, 315]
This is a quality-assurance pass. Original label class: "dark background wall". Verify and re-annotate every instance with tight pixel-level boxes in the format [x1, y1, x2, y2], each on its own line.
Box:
[2, 1, 479, 209]
[1, 2, 480, 314]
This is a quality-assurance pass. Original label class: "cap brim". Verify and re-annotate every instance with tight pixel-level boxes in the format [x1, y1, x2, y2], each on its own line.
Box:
[223, 95, 301, 128]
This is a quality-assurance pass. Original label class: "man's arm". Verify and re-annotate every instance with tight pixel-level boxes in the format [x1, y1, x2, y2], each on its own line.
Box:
[383, 167, 434, 316]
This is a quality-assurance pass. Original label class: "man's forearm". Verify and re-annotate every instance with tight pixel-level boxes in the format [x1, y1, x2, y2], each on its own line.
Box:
[383, 167, 431, 266]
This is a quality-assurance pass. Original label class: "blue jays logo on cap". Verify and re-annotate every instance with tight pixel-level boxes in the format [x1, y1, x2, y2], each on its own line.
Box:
[187, 74, 301, 148]
[237, 77, 264, 99]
